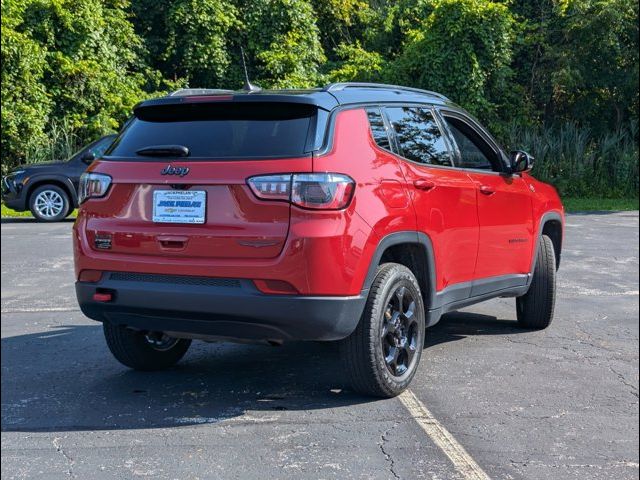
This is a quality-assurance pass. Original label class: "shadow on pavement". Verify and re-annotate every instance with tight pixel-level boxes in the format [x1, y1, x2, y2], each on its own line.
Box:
[426, 311, 524, 348]
[2, 312, 528, 433]
[1, 324, 370, 432]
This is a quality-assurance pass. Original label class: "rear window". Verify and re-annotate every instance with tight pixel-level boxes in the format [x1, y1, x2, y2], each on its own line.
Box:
[107, 102, 317, 159]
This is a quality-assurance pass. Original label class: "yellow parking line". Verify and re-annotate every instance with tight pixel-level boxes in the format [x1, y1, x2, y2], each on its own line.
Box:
[399, 389, 492, 480]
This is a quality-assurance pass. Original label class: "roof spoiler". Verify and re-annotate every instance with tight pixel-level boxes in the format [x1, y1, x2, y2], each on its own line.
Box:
[169, 88, 234, 97]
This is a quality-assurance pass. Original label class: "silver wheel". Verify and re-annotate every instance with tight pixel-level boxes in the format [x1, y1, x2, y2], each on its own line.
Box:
[33, 189, 65, 219]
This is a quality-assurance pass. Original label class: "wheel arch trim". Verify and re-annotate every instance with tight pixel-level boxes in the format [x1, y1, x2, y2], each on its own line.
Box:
[362, 231, 438, 310]
[531, 211, 564, 273]
[25, 174, 78, 209]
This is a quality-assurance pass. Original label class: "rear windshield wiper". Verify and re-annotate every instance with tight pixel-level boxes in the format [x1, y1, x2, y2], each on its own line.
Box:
[136, 145, 190, 157]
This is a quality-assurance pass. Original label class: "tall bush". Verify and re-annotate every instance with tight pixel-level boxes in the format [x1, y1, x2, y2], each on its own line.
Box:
[387, 0, 518, 130]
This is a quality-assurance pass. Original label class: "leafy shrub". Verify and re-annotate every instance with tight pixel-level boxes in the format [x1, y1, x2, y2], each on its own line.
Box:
[505, 121, 639, 198]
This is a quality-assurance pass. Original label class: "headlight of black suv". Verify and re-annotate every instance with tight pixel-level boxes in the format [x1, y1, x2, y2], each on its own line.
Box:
[2, 170, 27, 193]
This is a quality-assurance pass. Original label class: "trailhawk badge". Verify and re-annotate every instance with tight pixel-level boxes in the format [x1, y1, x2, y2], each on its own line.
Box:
[161, 165, 190, 177]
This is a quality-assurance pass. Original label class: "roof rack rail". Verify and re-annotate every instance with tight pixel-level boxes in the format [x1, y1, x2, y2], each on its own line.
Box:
[323, 82, 449, 101]
[169, 88, 235, 97]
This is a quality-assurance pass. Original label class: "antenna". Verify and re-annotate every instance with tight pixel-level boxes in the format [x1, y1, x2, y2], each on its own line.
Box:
[240, 47, 261, 93]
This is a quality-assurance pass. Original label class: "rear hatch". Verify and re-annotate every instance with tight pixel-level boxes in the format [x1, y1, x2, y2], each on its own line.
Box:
[84, 99, 325, 260]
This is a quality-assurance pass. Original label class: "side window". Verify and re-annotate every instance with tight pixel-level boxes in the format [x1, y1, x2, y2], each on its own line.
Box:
[385, 107, 451, 166]
[90, 137, 114, 158]
[442, 115, 501, 172]
[366, 108, 392, 151]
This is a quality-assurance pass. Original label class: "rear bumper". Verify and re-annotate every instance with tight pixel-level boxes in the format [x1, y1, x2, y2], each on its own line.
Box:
[76, 272, 366, 341]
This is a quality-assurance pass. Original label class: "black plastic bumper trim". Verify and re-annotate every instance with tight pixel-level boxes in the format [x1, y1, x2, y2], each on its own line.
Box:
[76, 274, 366, 341]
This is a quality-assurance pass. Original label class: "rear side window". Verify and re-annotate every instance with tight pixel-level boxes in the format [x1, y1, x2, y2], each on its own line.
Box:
[385, 107, 451, 166]
[88, 136, 114, 158]
[366, 108, 392, 151]
[107, 102, 316, 159]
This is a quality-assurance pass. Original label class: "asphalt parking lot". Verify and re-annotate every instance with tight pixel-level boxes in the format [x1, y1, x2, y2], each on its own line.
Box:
[1, 212, 638, 480]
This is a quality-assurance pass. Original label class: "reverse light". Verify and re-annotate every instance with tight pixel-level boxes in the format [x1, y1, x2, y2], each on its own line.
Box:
[79, 172, 111, 203]
[247, 173, 355, 210]
[247, 174, 291, 201]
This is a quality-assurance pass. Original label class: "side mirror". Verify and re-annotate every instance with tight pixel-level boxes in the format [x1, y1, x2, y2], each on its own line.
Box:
[510, 150, 534, 173]
[81, 152, 96, 165]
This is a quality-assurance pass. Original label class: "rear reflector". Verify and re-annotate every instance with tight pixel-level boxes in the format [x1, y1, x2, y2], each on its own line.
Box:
[79, 270, 103, 282]
[92, 292, 113, 302]
[254, 279, 299, 295]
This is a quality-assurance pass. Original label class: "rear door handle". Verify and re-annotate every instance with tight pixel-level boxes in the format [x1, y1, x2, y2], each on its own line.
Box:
[413, 179, 436, 191]
[479, 185, 495, 196]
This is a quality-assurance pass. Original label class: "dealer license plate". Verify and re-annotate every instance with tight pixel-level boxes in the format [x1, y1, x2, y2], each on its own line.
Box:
[152, 190, 206, 224]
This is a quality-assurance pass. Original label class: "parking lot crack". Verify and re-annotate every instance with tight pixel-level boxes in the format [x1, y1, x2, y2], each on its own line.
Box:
[52, 437, 76, 478]
[378, 422, 401, 480]
[608, 366, 639, 399]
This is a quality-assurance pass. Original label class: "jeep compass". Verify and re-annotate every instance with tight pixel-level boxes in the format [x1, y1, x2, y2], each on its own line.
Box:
[74, 83, 564, 397]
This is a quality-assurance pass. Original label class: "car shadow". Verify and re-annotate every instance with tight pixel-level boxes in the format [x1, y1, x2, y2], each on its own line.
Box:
[426, 311, 525, 348]
[2, 312, 529, 433]
[1, 324, 371, 432]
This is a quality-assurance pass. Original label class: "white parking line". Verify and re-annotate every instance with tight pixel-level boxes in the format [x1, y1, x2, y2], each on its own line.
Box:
[399, 389, 492, 480]
[0, 307, 80, 313]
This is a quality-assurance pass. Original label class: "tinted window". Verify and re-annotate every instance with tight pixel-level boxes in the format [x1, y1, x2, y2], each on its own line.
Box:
[386, 107, 451, 166]
[366, 108, 392, 151]
[107, 103, 315, 159]
[89, 137, 114, 158]
[68, 136, 113, 162]
[443, 116, 501, 171]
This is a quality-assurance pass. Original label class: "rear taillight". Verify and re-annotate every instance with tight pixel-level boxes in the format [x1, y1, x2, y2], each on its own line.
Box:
[79, 173, 111, 203]
[247, 173, 355, 210]
[291, 174, 355, 209]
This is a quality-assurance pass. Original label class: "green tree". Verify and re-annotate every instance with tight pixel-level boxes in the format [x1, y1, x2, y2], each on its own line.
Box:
[326, 41, 384, 82]
[1, 0, 169, 170]
[243, 0, 327, 88]
[163, 0, 241, 87]
[1, 0, 51, 169]
[551, 0, 639, 131]
[387, 0, 517, 128]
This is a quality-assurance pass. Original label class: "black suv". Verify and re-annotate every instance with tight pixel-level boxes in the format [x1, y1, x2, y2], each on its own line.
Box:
[2, 135, 116, 221]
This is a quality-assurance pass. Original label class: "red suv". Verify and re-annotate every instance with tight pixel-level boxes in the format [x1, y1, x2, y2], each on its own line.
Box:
[74, 83, 564, 397]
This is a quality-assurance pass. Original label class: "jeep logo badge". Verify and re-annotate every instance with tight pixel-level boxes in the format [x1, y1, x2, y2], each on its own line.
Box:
[161, 165, 190, 177]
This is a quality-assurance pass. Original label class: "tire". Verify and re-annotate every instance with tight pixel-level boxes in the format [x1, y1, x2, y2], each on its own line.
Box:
[516, 234, 556, 329]
[103, 323, 191, 371]
[29, 184, 70, 222]
[340, 263, 425, 398]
